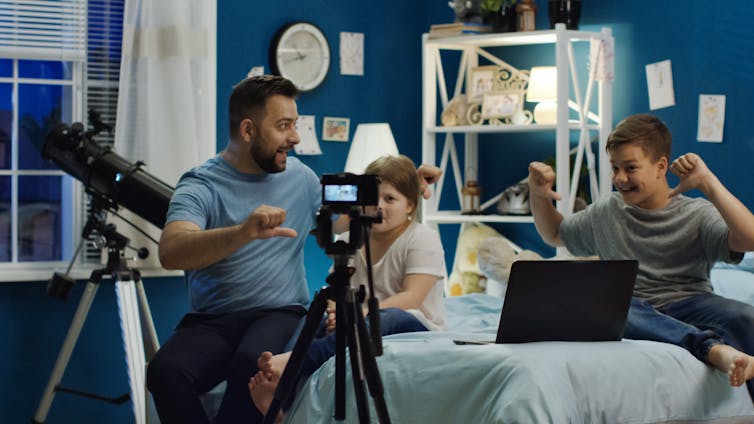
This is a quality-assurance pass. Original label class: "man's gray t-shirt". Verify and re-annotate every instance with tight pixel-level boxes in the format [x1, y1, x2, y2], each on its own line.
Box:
[559, 193, 740, 308]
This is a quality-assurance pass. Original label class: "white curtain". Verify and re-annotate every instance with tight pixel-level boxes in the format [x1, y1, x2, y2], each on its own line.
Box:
[113, 0, 216, 269]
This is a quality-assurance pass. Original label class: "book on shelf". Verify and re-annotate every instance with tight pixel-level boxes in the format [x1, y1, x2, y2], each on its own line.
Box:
[428, 22, 492, 39]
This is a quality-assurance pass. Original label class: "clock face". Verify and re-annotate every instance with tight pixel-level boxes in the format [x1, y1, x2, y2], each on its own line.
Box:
[271, 22, 330, 92]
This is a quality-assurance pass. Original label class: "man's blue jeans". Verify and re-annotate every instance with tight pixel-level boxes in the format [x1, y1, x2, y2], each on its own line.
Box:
[625, 294, 754, 399]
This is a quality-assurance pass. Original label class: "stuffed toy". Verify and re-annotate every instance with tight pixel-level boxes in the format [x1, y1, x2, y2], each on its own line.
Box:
[478, 237, 542, 298]
[447, 222, 514, 296]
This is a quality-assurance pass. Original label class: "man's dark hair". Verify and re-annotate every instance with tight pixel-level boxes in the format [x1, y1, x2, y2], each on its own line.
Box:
[228, 75, 299, 138]
[606, 114, 672, 162]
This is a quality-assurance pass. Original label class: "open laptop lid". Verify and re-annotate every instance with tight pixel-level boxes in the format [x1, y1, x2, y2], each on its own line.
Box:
[495, 260, 638, 343]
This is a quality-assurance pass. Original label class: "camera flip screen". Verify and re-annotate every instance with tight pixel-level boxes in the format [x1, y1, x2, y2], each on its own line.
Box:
[320, 173, 378, 208]
[324, 184, 358, 203]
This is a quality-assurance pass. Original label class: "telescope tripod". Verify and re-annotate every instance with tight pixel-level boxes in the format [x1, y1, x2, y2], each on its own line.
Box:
[32, 219, 159, 424]
[262, 255, 390, 424]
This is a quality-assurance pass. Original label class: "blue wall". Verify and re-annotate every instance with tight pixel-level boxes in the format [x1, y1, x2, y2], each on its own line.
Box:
[4, 1, 754, 422]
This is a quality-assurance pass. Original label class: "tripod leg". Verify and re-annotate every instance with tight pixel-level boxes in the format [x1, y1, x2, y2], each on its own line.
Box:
[134, 276, 160, 359]
[335, 295, 347, 420]
[262, 287, 331, 424]
[343, 290, 371, 424]
[33, 281, 100, 424]
[115, 280, 147, 424]
[355, 310, 391, 424]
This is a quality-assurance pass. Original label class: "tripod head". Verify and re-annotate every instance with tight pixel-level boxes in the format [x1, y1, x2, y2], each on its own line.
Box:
[46, 194, 148, 300]
[316, 205, 382, 256]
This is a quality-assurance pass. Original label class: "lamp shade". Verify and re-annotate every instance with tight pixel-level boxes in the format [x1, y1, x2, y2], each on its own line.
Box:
[344, 123, 399, 174]
[526, 66, 558, 125]
[526, 66, 557, 102]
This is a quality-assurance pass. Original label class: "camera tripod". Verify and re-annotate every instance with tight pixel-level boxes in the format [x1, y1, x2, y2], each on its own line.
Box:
[262, 254, 390, 424]
[32, 206, 159, 424]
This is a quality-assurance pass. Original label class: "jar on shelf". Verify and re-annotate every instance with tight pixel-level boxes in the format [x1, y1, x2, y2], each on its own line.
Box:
[516, 0, 537, 32]
[461, 180, 482, 214]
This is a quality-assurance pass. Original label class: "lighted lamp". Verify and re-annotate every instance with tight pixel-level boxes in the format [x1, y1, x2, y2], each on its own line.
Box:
[526, 66, 558, 125]
[344, 123, 399, 173]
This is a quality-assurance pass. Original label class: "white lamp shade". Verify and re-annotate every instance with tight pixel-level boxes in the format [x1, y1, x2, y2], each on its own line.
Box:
[526, 66, 557, 102]
[527, 66, 558, 125]
[344, 123, 399, 174]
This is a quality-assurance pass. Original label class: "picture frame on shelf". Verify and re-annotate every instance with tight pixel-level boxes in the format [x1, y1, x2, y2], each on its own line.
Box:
[469, 66, 499, 101]
[322, 116, 350, 142]
[481, 90, 524, 120]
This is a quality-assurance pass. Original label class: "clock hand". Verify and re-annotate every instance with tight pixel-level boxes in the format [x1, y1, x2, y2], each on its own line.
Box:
[282, 52, 307, 65]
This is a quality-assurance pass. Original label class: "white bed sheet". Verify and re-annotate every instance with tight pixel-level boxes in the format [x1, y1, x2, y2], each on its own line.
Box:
[285, 294, 754, 424]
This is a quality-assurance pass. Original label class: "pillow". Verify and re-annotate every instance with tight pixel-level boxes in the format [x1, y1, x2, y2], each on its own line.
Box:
[446, 223, 509, 296]
[738, 251, 754, 272]
[710, 266, 754, 307]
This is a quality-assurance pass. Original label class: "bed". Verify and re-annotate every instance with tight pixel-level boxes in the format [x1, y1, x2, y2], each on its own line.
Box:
[282, 262, 754, 424]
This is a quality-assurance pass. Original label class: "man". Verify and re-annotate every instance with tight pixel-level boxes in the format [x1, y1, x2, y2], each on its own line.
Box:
[147, 75, 441, 423]
[528, 114, 754, 398]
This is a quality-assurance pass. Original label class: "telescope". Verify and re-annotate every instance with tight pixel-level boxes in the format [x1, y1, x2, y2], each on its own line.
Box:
[41, 120, 174, 229]
[33, 116, 173, 423]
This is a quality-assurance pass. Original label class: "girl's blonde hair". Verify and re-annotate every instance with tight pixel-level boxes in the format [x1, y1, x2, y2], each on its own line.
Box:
[364, 155, 419, 220]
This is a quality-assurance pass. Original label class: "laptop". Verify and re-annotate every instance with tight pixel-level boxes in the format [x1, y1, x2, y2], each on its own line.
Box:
[455, 260, 638, 344]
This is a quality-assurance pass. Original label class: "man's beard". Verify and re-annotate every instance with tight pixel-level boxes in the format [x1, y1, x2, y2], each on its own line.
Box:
[250, 138, 285, 173]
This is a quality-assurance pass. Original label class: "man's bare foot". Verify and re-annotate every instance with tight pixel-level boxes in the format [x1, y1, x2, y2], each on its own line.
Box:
[708, 344, 754, 387]
[248, 371, 283, 422]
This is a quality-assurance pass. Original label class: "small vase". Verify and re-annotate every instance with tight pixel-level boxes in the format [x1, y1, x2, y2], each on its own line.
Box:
[548, 0, 582, 29]
[483, 6, 517, 33]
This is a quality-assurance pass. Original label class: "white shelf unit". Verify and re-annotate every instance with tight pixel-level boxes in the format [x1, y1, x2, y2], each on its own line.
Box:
[421, 24, 614, 233]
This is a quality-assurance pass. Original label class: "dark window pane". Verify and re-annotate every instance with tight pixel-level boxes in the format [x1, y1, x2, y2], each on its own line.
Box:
[18, 175, 62, 261]
[19, 84, 70, 170]
[0, 83, 10, 169]
[19, 60, 72, 80]
[0, 176, 9, 262]
[0, 59, 11, 77]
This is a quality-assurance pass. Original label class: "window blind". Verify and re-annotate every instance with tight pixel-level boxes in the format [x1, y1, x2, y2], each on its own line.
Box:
[83, 0, 124, 264]
[0, 0, 87, 61]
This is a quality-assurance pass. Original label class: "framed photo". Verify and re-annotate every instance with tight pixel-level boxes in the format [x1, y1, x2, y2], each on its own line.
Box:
[481, 91, 523, 119]
[322, 116, 350, 142]
[469, 66, 499, 101]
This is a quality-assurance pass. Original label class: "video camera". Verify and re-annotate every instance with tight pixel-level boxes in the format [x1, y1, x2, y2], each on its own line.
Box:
[316, 173, 381, 255]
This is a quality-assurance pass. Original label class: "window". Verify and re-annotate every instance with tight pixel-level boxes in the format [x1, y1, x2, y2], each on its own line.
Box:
[0, 0, 124, 280]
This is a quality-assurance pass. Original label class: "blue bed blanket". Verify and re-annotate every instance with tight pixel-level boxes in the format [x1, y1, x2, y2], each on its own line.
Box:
[285, 294, 754, 424]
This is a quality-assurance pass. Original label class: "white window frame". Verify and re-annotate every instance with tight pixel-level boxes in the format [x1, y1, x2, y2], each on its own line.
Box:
[0, 0, 104, 281]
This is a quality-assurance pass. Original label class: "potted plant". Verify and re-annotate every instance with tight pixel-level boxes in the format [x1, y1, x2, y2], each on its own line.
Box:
[481, 0, 519, 32]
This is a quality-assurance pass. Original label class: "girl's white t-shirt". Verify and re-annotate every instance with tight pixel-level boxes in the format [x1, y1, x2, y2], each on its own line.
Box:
[338, 222, 447, 331]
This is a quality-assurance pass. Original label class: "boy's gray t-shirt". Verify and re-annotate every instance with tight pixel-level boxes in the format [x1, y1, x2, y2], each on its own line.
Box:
[559, 193, 740, 308]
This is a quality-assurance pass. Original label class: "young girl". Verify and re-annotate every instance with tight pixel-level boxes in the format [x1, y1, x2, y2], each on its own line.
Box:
[248, 154, 446, 418]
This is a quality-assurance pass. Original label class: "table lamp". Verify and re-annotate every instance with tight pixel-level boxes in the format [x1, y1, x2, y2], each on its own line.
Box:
[344, 123, 399, 173]
[526, 66, 558, 125]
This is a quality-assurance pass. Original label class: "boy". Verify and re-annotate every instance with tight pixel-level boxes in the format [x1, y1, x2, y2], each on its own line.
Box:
[528, 113, 754, 398]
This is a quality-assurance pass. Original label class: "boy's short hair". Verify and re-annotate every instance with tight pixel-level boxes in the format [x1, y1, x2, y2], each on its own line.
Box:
[364, 155, 420, 219]
[606, 114, 672, 162]
[228, 75, 299, 138]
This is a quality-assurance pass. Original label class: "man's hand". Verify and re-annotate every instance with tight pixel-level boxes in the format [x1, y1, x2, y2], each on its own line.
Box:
[528, 161, 562, 201]
[669, 153, 714, 197]
[417, 164, 442, 200]
[240, 205, 298, 240]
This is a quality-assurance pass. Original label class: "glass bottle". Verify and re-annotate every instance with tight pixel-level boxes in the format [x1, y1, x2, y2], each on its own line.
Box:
[461, 180, 482, 214]
[516, 0, 537, 32]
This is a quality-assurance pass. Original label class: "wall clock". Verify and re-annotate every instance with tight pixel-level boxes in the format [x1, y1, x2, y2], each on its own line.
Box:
[269, 22, 330, 92]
